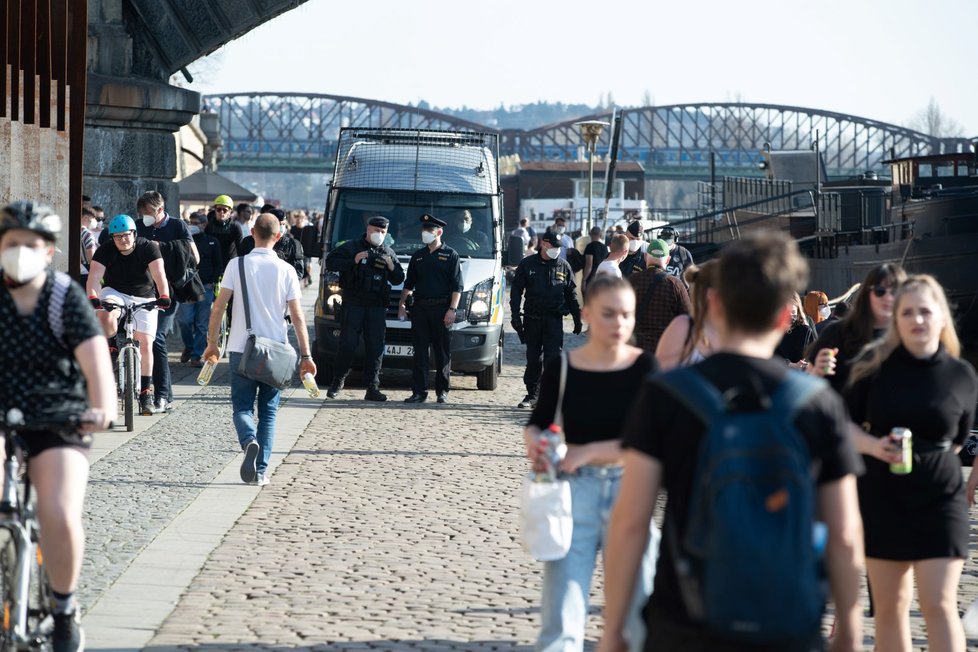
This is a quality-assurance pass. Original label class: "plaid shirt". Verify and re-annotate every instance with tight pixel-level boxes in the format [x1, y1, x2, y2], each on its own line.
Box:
[629, 268, 691, 353]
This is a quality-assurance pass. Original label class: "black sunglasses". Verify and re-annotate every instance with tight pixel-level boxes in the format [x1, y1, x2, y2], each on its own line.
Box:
[871, 285, 894, 298]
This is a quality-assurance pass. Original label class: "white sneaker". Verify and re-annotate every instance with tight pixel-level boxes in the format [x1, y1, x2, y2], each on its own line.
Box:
[963, 597, 978, 636]
[256, 473, 269, 487]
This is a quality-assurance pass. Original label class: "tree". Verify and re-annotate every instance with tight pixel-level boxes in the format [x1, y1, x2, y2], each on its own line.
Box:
[907, 97, 964, 137]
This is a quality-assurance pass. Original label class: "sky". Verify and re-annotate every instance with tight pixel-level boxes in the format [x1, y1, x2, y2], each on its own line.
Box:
[187, 0, 977, 136]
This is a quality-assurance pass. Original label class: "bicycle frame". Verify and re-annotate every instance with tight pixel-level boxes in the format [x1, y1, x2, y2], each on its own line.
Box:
[0, 435, 44, 649]
[115, 305, 141, 391]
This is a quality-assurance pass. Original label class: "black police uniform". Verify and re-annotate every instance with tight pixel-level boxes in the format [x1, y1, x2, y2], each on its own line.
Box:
[403, 228, 463, 400]
[509, 251, 581, 399]
[324, 233, 404, 392]
[619, 249, 647, 278]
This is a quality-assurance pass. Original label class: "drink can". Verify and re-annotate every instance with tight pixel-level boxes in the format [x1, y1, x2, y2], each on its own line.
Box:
[536, 425, 564, 483]
[196, 359, 217, 386]
[889, 427, 912, 474]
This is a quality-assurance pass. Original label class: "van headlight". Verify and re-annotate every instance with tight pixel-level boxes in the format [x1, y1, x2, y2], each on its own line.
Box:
[467, 278, 493, 323]
[324, 271, 342, 314]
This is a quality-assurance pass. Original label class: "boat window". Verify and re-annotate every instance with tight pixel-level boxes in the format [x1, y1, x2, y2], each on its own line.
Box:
[936, 164, 955, 177]
[957, 163, 971, 176]
[918, 163, 933, 177]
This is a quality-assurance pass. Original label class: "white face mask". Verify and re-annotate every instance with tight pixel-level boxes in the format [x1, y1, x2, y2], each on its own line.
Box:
[546, 247, 561, 259]
[421, 230, 437, 244]
[819, 305, 832, 319]
[142, 214, 157, 227]
[368, 232, 385, 246]
[554, 226, 565, 235]
[280, 224, 288, 236]
[460, 222, 472, 234]
[628, 239, 643, 253]
[1, 246, 48, 283]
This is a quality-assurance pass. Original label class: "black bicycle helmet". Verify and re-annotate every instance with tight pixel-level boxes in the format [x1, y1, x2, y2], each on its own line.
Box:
[0, 201, 62, 242]
[659, 225, 677, 241]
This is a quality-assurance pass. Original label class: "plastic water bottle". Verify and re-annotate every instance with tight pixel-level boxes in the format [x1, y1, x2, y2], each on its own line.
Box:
[535, 424, 567, 483]
[196, 358, 217, 386]
[302, 372, 320, 398]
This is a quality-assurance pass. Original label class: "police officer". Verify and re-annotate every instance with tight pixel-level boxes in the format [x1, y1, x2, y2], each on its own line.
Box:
[510, 231, 582, 409]
[619, 220, 647, 278]
[324, 216, 404, 401]
[398, 214, 463, 404]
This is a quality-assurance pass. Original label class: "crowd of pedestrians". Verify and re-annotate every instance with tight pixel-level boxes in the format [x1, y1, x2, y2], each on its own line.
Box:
[515, 222, 977, 652]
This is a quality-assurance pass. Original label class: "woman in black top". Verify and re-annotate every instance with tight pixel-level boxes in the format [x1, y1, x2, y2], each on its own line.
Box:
[775, 292, 814, 365]
[807, 263, 906, 393]
[845, 275, 977, 652]
[525, 275, 659, 652]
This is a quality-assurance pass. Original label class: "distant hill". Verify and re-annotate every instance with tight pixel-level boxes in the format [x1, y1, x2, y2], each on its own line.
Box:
[416, 100, 602, 130]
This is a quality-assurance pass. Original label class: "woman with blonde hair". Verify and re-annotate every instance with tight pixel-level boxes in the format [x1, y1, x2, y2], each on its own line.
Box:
[845, 274, 977, 652]
[653, 260, 717, 371]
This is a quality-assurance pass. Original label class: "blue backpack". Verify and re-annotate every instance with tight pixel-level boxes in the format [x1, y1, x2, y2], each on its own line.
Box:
[655, 367, 828, 642]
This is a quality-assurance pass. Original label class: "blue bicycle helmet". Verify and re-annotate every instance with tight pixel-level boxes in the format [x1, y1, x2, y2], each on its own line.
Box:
[108, 214, 137, 234]
[0, 201, 61, 242]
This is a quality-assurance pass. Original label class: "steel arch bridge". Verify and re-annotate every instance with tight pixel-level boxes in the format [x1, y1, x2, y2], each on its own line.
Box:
[203, 94, 965, 179]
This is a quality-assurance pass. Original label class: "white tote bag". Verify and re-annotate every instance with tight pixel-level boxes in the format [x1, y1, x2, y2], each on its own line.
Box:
[519, 353, 573, 561]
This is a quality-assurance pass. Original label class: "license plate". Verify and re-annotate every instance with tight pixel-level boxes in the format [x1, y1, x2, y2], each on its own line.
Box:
[385, 344, 413, 357]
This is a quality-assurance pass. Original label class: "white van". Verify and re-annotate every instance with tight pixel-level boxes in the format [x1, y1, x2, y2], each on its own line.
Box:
[314, 129, 505, 390]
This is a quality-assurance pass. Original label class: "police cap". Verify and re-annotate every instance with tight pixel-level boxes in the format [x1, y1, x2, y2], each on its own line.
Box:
[626, 221, 642, 237]
[420, 213, 446, 228]
[539, 231, 561, 247]
[367, 216, 389, 228]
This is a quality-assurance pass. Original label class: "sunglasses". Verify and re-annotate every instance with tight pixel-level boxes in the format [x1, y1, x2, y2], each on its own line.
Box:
[871, 285, 894, 298]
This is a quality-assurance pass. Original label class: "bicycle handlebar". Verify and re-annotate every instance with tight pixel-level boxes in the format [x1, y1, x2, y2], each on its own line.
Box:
[0, 409, 85, 432]
[99, 298, 163, 312]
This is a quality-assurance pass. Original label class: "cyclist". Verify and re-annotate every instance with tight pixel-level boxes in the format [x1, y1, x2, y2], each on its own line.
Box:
[86, 214, 170, 416]
[0, 201, 116, 652]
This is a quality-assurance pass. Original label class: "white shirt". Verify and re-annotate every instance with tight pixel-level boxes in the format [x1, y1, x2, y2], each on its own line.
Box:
[596, 259, 623, 279]
[556, 233, 574, 260]
[221, 248, 302, 353]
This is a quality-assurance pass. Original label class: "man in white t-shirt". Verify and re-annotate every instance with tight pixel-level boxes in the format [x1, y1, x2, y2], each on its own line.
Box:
[595, 233, 629, 280]
[203, 213, 316, 486]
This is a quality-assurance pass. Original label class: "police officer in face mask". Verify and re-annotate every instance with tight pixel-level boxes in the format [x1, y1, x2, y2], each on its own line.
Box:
[510, 231, 582, 409]
[324, 216, 405, 401]
[618, 220, 648, 278]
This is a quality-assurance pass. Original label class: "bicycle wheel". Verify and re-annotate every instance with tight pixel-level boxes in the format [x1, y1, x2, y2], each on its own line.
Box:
[124, 348, 136, 431]
[26, 530, 53, 646]
[0, 532, 17, 652]
[217, 307, 230, 359]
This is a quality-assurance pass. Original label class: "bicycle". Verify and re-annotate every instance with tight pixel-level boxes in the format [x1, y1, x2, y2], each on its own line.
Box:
[100, 298, 161, 431]
[0, 409, 81, 651]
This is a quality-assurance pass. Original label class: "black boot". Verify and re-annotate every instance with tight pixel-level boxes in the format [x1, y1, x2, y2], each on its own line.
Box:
[327, 376, 345, 399]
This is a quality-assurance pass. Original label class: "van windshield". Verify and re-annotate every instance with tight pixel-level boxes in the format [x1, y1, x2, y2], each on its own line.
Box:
[330, 190, 495, 259]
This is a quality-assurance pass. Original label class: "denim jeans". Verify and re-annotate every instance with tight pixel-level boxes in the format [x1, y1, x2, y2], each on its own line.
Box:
[536, 465, 659, 652]
[178, 284, 214, 358]
[228, 351, 281, 474]
[153, 301, 179, 401]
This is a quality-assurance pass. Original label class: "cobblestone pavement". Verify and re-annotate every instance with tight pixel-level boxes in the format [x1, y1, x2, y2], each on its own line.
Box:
[78, 283, 978, 650]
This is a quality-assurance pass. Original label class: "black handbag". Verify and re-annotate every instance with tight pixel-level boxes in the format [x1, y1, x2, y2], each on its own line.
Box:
[235, 256, 298, 389]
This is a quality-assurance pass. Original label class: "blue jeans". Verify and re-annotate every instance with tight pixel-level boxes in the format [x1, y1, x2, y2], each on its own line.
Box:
[178, 284, 214, 358]
[536, 465, 659, 652]
[228, 352, 281, 474]
[153, 301, 179, 401]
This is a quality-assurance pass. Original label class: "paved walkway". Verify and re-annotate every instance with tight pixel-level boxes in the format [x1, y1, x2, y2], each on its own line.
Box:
[75, 273, 978, 651]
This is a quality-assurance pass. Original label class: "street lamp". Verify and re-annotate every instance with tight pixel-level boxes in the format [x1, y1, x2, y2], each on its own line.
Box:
[573, 120, 609, 232]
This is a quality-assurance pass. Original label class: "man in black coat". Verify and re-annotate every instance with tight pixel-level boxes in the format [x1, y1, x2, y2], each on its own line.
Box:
[323, 216, 405, 401]
[237, 208, 305, 281]
[178, 212, 224, 366]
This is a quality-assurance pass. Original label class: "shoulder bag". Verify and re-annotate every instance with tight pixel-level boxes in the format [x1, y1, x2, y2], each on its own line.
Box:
[519, 353, 573, 561]
[236, 255, 298, 389]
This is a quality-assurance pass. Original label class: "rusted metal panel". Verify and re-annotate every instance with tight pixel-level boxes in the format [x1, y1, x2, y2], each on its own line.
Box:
[1, 0, 86, 275]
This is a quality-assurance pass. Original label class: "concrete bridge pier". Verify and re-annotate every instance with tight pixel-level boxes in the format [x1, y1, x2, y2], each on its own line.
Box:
[84, 0, 199, 216]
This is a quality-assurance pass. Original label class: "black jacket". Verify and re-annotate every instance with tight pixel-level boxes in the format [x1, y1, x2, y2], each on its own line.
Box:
[324, 235, 405, 306]
[510, 253, 580, 320]
[192, 232, 224, 285]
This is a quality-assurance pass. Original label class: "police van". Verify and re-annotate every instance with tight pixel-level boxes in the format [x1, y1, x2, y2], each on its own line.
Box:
[314, 128, 505, 390]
